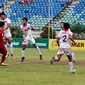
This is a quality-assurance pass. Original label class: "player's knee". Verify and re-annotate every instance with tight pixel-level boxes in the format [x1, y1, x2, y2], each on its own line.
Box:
[57, 58, 60, 62]
[22, 47, 26, 50]
[22, 41, 28, 47]
[8, 40, 12, 44]
[55, 56, 60, 61]
[22, 44, 27, 48]
[33, 44, 37, 48]
[67, 55, 72, 62]
[55, 54, 62, 61]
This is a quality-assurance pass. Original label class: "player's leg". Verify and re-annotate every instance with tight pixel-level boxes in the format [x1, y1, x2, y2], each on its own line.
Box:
[50, 48, 63, 64]
[4, 39, 9, 58]
[8, 38, 13, 57]
[33, 44, 42, 60]
[21, 46, 26, 62]
[0, 43, 7, 66]
[50, 54, 62, 64]
[67, 55, 76, 73]
[29, 38, 43, 60]
[21, 40, 28, 62]
[65, 49, 76, 73]
[72, 52, 76, 62]
[4, 31, 13, 57]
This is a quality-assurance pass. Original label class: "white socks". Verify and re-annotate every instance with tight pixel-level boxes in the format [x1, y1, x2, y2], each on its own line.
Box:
[21, 46, 42, 58]
[5, 43, 13, 55]
[22, 50, 25, 58]
[9, 43, 13, 55]
[36, 46, 42, 55]
[72, 52, 76, 61]
[69, 62, 73, 72]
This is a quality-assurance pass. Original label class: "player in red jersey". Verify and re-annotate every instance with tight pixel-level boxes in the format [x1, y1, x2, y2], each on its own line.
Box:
[0, 21, 7, 66]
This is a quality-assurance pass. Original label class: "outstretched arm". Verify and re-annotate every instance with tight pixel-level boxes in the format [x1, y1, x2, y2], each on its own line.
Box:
[70, 37, 76, 45]
[30, 25, 35, 31]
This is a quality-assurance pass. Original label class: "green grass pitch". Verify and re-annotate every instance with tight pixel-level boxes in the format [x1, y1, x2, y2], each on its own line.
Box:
[0, 48, 85, 85]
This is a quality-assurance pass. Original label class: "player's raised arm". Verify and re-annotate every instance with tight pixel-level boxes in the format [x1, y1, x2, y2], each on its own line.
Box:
[30, 25, 35, 31]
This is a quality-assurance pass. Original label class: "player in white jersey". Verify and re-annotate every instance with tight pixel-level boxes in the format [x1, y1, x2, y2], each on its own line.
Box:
[60, 22, 76, 62]
[0, 12, 13, 57]
[20, 17, 42, 62]
[50, 23, 76, 73]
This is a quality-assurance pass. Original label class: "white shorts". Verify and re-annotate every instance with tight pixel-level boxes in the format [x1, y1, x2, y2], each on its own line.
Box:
[22, 37, 36, 46]
[57, 48, 72, 55]
[4, 30, 12, 38]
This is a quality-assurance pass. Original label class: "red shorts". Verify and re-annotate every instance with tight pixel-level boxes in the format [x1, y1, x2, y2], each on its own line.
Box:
[0, 43, 7, 54]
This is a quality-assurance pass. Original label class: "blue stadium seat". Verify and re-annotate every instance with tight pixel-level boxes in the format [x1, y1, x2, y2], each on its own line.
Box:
[7, 0, 66, 29]
[0, 0, 8, 6]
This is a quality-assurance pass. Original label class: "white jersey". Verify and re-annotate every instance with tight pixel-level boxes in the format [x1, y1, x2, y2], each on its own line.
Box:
[20, 24, 34, 39]
[4, 18, 12, 38]
[20, 24, 36, 45]
[60, 29, 73, 36]
[58, 30, 72, 48]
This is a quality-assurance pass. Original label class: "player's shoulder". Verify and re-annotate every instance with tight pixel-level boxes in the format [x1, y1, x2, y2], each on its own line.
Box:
[4, 18, 10, 21]
[58, 29, 63, 34]
[4, 18, 11, 23]
[59, 30, 65, 34]
[27, 24, 31, 26]
[59, 30, 70, 36]
[27, 24, 32, 28]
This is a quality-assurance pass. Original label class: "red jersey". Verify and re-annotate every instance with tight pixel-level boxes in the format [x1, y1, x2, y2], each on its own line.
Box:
[0, 28, 4, 43]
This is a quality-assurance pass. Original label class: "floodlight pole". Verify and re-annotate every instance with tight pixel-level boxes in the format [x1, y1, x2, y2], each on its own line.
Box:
[51, 1, 53, 39]
[48, 0, 53, 39]
[48, 0, 50, 39]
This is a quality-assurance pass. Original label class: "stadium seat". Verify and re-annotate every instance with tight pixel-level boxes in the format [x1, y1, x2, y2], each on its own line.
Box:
[55, 1, 85, 28]
[0, 0, 85, 29]
[5, 0, 66, 29]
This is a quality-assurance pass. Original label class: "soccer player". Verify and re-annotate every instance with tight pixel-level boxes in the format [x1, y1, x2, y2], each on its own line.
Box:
[20, 17, 43, 62]
[60, 22, 76, 62]
[0, 21, 7, 66]
[0, 12, 13, 57]
[50, 23, 76, 73]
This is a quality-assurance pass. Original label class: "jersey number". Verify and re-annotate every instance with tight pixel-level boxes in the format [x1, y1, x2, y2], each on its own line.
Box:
[63, 35, 67, 42]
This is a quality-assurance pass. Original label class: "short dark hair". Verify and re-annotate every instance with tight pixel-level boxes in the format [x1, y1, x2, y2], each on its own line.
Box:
[0, 21, 5, 27]
[64, 23, 70, 30]
[22, 17, 28, 21]
[0, 12, 6, 16]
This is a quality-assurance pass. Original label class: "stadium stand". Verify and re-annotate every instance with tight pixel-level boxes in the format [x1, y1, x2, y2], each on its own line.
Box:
[57, 0, 85, 26]
[0, 0, 8, 6]
[5, 0, 66, 29]
[1, 0, 85, 30]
